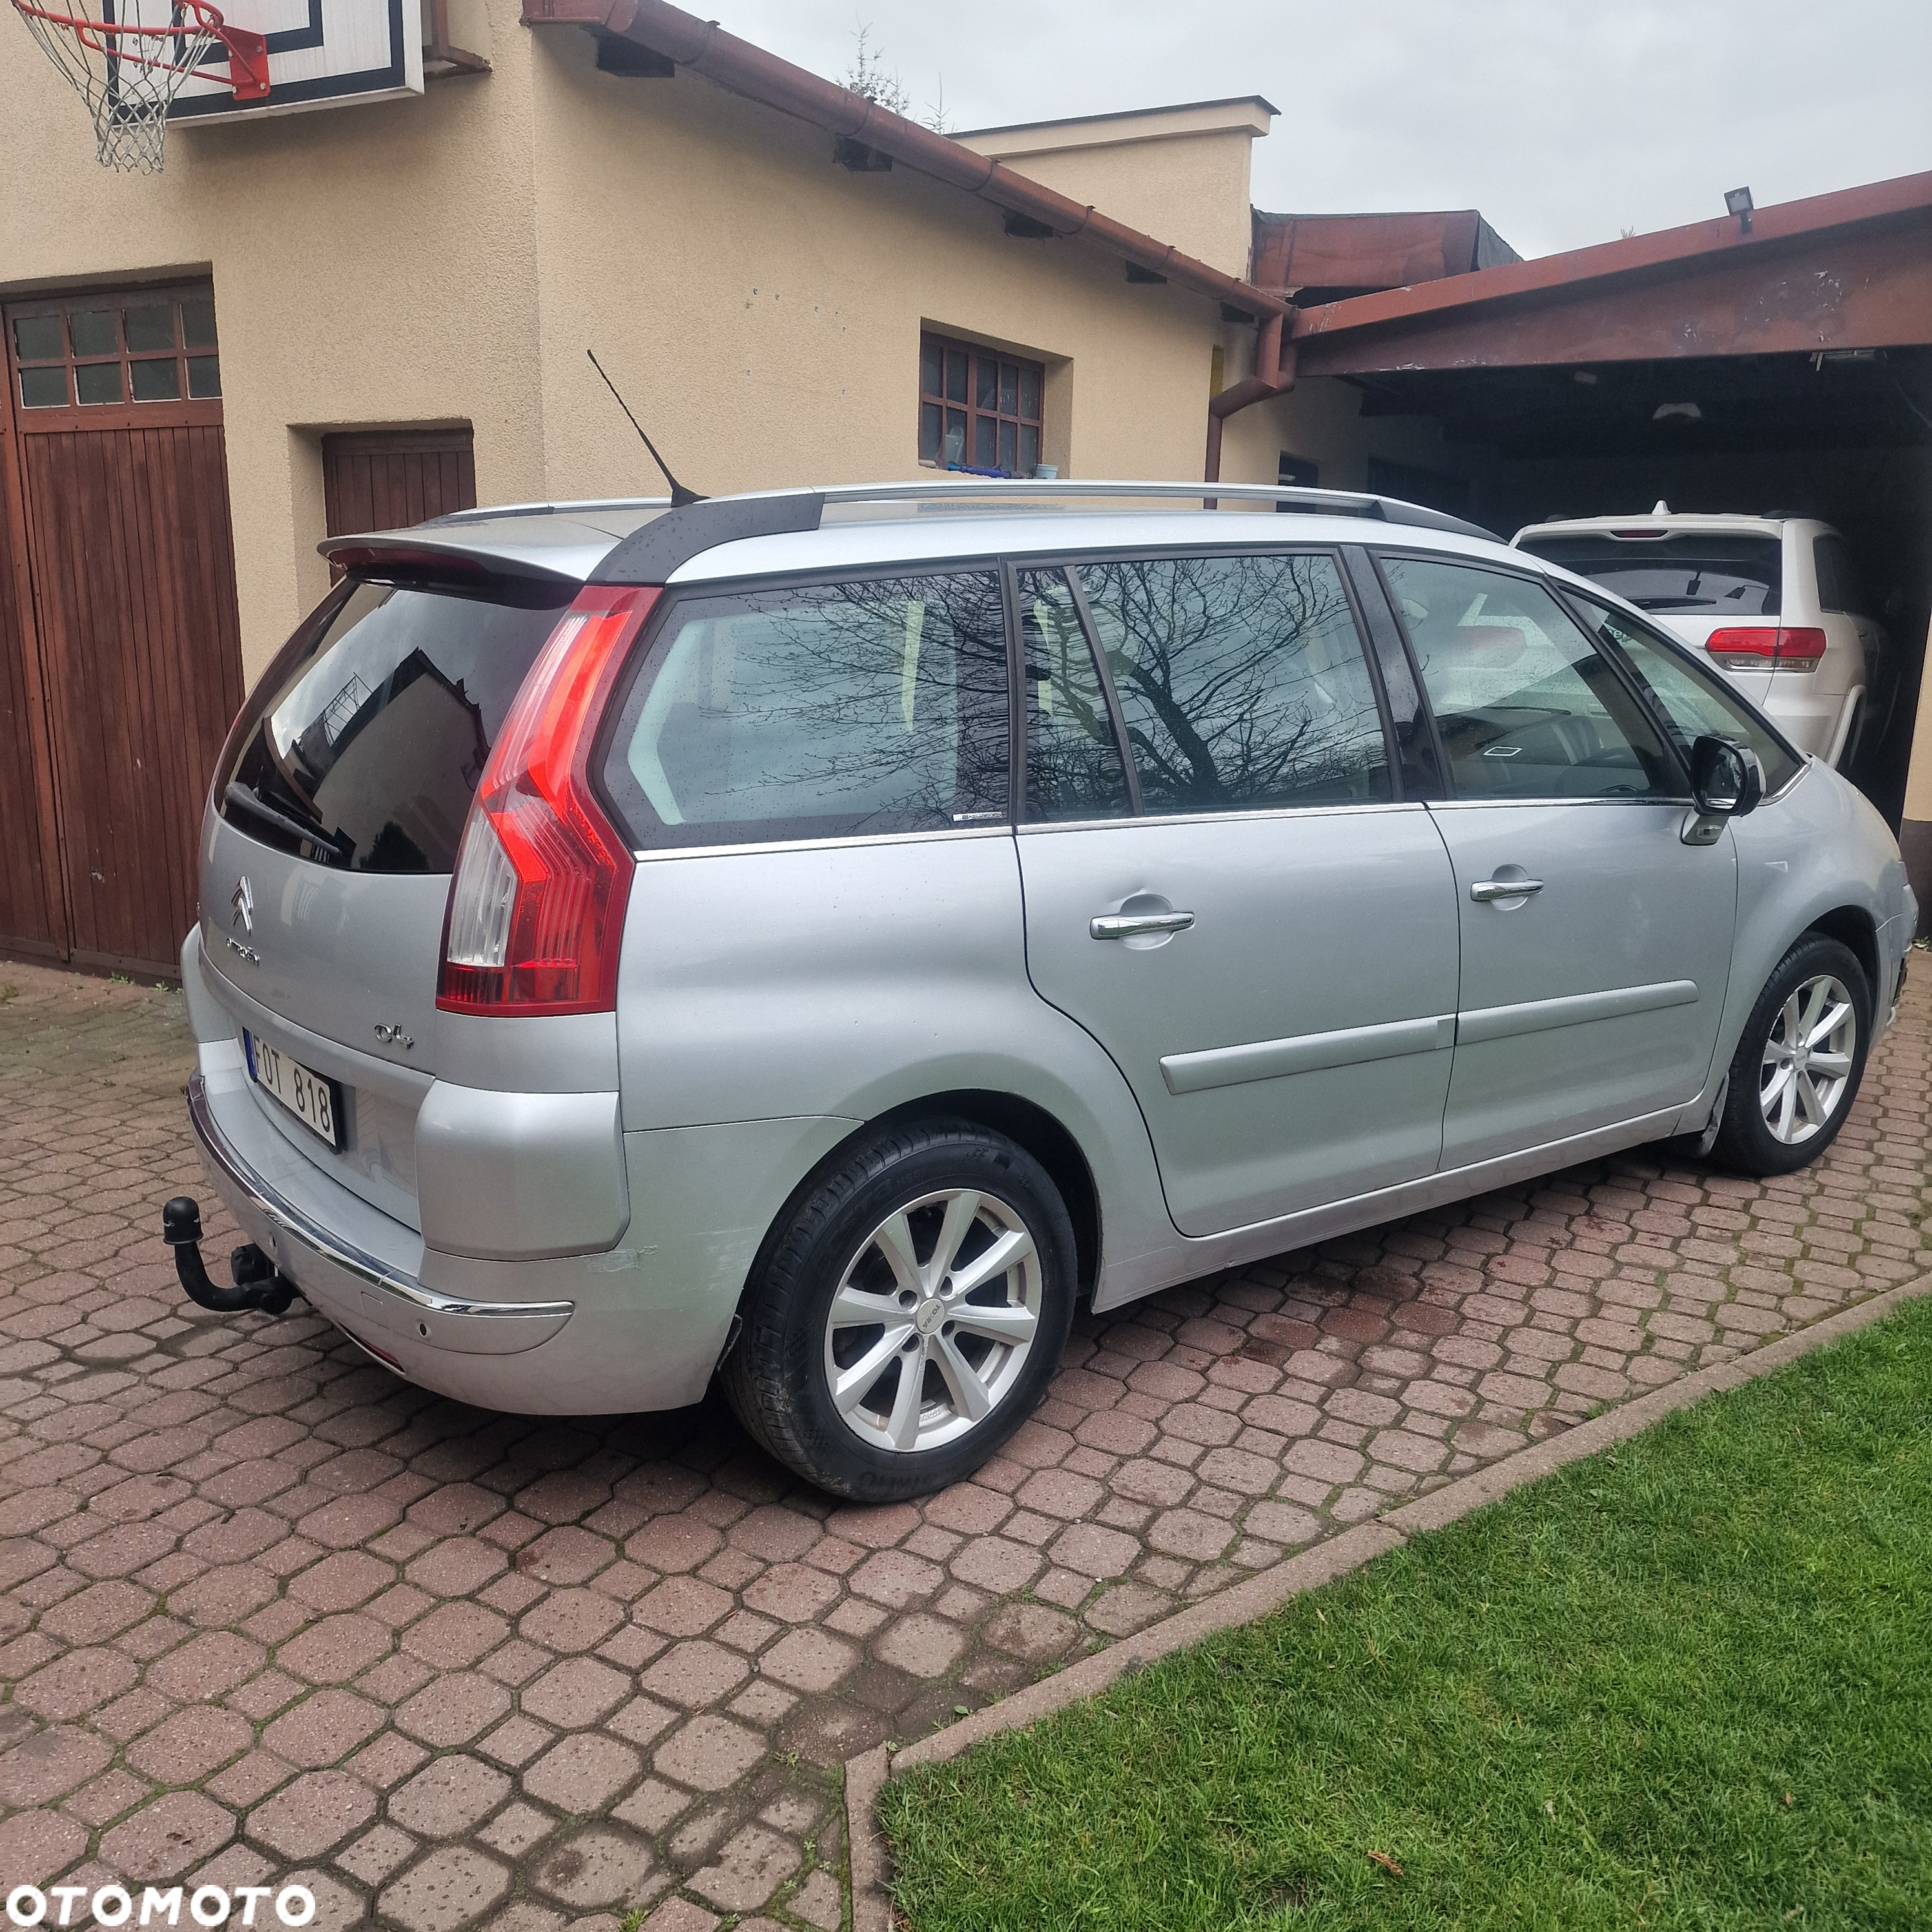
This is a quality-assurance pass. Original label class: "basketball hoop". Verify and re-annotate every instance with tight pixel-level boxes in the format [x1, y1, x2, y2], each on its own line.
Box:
[10, 0, 270, 174]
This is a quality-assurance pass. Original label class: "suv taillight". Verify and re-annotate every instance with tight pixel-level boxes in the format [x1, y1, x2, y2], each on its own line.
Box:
[437, 586, 657, 1016]
[1706, 624, 1826, 671]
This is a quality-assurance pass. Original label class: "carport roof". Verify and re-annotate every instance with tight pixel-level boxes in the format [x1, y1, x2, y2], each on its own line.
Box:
[1287, 170, 1932, 376]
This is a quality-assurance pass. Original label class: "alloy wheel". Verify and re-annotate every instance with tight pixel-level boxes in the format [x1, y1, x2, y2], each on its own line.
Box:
[1760, 972, 1857, 1145]
[821, 1186, 1042, 1454]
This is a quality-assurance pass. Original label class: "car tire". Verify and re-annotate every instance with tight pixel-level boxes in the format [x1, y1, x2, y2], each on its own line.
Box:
[721, 1118, 1078, 1502]
[1708, 934, 1871, 1177]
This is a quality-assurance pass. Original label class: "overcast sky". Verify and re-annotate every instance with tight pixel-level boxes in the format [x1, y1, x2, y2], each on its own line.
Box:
[712, 0, 1930, 260]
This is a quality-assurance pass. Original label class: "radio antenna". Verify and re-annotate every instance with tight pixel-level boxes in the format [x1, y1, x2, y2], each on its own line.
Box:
[587, 350, 704, 507]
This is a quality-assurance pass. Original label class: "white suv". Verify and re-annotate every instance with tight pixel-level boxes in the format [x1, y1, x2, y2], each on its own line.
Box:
[1512, 511, 1889, 769]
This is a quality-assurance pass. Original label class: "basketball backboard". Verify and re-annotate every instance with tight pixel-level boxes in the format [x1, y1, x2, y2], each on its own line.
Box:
[167, 0, 422, 124]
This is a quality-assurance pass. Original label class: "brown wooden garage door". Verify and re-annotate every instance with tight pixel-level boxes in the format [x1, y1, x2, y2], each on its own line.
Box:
[323, 427, 477, 549]
[1, 283, 245, 978]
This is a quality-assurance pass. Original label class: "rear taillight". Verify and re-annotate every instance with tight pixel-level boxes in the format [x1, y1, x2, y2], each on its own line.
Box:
[437, 586, 658, 1016]
[1705, 625, 1825, 671]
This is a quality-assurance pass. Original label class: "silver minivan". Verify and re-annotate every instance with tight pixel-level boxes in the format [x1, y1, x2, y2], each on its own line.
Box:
[167, 482, 1916, 1500]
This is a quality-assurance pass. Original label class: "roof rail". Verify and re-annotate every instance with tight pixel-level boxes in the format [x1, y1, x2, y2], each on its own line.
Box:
[425, 497, 673, 526]
[588, 478, 1497, 583]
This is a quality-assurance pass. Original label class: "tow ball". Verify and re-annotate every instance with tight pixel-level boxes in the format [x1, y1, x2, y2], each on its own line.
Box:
[161, 1197, 301, 1315]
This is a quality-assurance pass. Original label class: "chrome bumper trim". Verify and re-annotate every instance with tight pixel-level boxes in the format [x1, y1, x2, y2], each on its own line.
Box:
[187, 1073, 574, 1324]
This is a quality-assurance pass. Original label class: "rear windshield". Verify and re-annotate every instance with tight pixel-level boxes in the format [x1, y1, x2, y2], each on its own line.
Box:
[219, 577, 570, 873]
[1517, 534, 1782, 617]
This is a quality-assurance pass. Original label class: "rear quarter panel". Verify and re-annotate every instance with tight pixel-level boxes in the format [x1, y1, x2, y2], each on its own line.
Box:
[610, 830, 1181, 1297]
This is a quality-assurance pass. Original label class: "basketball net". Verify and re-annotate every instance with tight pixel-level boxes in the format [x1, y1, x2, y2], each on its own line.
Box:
[9, 0, 269, 174]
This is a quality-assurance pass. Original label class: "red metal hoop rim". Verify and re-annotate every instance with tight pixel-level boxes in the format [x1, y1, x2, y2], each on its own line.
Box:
[8, 0, 270, 94]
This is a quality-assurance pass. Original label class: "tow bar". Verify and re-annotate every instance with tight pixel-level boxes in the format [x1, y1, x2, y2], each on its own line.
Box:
[161, 1196, 301, 1315]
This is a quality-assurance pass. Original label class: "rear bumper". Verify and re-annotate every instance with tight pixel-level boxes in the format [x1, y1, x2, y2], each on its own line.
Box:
[189, 1071, 573, 1355]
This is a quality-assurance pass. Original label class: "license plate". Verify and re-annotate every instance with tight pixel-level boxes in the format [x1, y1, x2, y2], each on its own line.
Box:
[245, 1030, 344, 1149]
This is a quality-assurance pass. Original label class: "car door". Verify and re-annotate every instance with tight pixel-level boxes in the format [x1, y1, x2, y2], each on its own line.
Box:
[1013, 550, 1463, 1238]
[1374, 551, 1738, 1168]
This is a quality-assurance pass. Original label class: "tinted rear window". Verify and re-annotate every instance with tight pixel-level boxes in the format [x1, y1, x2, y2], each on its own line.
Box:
[1518, 533, 1782, 616]
[220, 577, 570, 872]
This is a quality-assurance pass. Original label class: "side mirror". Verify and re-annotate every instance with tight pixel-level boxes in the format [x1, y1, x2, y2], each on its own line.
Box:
[1690, 734, 1764, 817]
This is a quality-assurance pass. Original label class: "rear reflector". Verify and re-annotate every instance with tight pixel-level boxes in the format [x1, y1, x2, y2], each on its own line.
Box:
[1706, 625, 1825, 670]
[438, 586, 659, 1016]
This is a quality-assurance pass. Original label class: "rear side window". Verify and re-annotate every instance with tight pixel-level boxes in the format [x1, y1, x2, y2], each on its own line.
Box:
[220, 578, 570, 872]
[1813, 535, 1871, 617]
[1517, 533, 1782, 616]
[1073, 552, 1390, 814]
[1383, 555, 1676, 801]
[1577, 597, 1804, 795]
[600, 571, 1009, 849]
[1019, 566, 1132, 821]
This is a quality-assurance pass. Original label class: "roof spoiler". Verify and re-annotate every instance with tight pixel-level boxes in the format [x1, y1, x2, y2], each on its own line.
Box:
[316, 534, 584, 589]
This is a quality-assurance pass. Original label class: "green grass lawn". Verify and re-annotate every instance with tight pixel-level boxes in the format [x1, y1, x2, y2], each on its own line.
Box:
[881, 1299, 1932, 1930]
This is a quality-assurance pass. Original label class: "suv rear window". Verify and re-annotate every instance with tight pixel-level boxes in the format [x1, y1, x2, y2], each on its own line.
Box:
[219, 577, 570, 872]
[1518, 533, 1782, 616]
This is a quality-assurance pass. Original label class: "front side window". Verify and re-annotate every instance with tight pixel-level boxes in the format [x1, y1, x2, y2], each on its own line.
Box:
[1382, 555, 1676, 801]
[1577, 597, 1803, 796]
[220, 579, 570, 872]
[1074, 553, 1390, 814]
[600, 572, 1009, 850]
[1019, 568, 1132, 821]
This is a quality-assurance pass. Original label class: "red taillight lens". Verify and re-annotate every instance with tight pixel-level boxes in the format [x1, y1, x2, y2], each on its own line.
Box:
[437, 586, 658, 1016]
[1705, 625, 1824, 670]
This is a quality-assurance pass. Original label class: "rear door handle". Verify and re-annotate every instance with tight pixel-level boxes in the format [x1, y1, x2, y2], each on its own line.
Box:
[1091, 910, 1196, 940]
[1470, 878, 1544, 903]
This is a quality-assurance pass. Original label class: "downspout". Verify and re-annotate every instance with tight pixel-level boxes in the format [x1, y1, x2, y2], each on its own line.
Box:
[1204, 309, 1296, 489]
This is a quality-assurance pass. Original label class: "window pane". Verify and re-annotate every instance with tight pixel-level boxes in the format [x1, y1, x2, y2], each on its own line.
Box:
[1019, 365, 1040, 419]
[602, 572, 1010, 848]
[974, 415, 998, 468]
[919, 400, 942, 462]
[1020, 424, 1040, 475]
[1384, 556, 1674, 801]
[975, 356, 997, 411]
[1580, 597, 1802, 795]
[943, 409, 967, 466]
[1020, 568, 1130, 822]
[1814, 535, 1869, 617]
[130, 357, 182, 402]
[70, 309, 118, 356]
[181, 297, 218, 349]
[920, 338, 941, 397]
[998, 419, 1017, 473]
[187, 355, 221, 398]
[945, 349, 967, 403]
[124, 303, 175, 352]
[222, 581, 571, 872]
[1517, 533, 1782, 617]
[12, 314, 63, 361]
[1078, 553, 1390, 813]
[19, 367, 67, 409]
[76, 362, 123, 405]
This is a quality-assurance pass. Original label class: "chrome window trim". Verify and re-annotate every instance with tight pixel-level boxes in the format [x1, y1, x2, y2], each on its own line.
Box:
[188, 1073, 573, 1322]
[630, 824, 1012, 865]
[1424, 795, 1696, 812]
[1016, 799, 1430, 836]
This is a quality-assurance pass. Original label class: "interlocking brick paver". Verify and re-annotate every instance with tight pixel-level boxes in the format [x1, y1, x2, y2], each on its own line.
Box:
[6, 960, 1930, 1924]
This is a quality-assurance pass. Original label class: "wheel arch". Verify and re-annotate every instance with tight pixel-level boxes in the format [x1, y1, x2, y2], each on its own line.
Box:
[1804, 904, 1880, 1000]
[732, 1089, 1104, 1330]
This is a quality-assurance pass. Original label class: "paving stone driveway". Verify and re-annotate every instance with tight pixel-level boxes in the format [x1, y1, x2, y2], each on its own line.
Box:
[3, 957, 1929, 1931]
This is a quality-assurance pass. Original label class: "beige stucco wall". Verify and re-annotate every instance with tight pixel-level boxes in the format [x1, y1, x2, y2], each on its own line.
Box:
[525, 37, 1230, 508]
[1, 0, 547, 679]
[956, 102, 1271, 282]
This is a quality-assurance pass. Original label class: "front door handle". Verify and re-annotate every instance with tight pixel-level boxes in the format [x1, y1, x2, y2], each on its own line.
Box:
[1091, 910, 1196, 940]
[1470, 878, 1543, 903]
